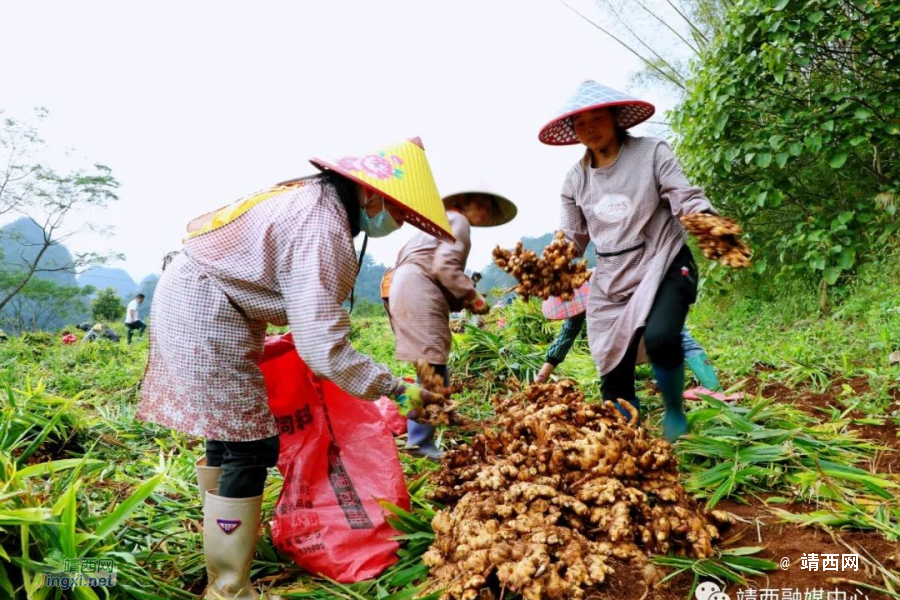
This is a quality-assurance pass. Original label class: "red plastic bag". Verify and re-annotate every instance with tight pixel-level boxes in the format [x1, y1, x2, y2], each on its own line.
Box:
[374, 396, 407, 436]
[259, 334, 410, 583]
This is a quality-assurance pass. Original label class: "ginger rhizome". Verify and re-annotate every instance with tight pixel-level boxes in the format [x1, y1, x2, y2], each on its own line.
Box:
[680, 213, 751, 268]
[412, 360, 468, 427]
[424, 381, 725, 600]
[493, 232, 590, 301]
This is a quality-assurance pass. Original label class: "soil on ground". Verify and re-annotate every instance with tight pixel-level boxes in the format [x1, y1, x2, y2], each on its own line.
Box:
[600, 371, 899, 599]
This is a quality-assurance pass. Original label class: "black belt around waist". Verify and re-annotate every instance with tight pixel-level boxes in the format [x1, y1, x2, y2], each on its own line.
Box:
[595, 241, 645, 257]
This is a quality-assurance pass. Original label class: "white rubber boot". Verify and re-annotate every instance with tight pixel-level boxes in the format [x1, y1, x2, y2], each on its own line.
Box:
[195, 457, 222, 508]
[203, 491, 261, 600]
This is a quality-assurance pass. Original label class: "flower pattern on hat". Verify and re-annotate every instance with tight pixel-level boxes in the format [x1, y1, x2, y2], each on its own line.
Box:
[338, 152, 406, 181]
[336, 157, 362, 172]
[309, 137, 453, 242]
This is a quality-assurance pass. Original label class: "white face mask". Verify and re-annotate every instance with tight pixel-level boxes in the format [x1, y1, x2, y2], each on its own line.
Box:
[360, 194, 401, 238]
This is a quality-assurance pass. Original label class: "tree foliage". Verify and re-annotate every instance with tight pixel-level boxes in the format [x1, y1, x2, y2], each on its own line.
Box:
[91, 287, 125, 323]
[670, 0, 898, 298]
[353, 252, 388, 305]
[0, 109, 121, 312]
[0, 274, 93, 333]
[580, 0, 725, 90]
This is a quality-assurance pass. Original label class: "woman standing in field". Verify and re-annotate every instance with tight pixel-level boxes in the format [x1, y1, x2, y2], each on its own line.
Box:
[385, 188, 517, 459]
[137, 137, 449, 600]
[539, 81, 724, 442]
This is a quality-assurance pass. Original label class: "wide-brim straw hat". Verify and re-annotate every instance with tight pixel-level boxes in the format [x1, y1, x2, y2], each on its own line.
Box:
[311, 137, 454, 243]
[539, 80, 656, 146]
[442, 188, 517, 228]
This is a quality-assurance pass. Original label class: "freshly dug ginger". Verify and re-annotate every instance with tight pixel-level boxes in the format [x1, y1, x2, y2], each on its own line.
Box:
[493, 232, 590, 301]
[424, 380, 725, 599]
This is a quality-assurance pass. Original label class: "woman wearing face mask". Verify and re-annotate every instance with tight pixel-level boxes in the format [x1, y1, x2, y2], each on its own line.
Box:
[384, 188, 517, 459]
[540, 81, 725, 443]
[137, 137, 450, 600]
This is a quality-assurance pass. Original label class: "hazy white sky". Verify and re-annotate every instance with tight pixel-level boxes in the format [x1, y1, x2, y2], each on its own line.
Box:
[1, 0, 677, 282]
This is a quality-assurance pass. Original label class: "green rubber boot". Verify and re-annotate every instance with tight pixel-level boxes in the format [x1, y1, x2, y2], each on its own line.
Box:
[686, 352, 721, 392]
[653, 362, 688, 443]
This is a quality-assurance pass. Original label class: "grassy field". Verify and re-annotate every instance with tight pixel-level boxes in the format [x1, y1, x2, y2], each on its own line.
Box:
[0, 250, 897, 599]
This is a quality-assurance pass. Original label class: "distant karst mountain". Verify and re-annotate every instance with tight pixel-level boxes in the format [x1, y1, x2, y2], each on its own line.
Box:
[78, 267, 138, 301]
[0, 217, 78, 287]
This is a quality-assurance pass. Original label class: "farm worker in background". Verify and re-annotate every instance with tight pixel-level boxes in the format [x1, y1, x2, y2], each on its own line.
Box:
[61, 330, 78, 345]
[136, 137, 451, 600]
[535, 313, 721, 392]
[539, 81, 728, 442]
[125, 293, 147, 344]
[84, 323, 102, 342]
[82, 323, 121, 343]
[384, 188, 516, 459]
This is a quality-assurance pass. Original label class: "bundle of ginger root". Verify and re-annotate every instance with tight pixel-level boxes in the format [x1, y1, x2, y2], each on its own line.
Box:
[423, 381, 731, 600]
[492, 232, 590, 301]
[411, 360, 470, 427]
[680, 213, 751, 268]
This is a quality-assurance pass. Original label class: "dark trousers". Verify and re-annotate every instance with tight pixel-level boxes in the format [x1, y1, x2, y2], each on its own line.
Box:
[205, 435, 280, 498]
[126, 320, 146, 343]
[601, 245, 698, 401]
